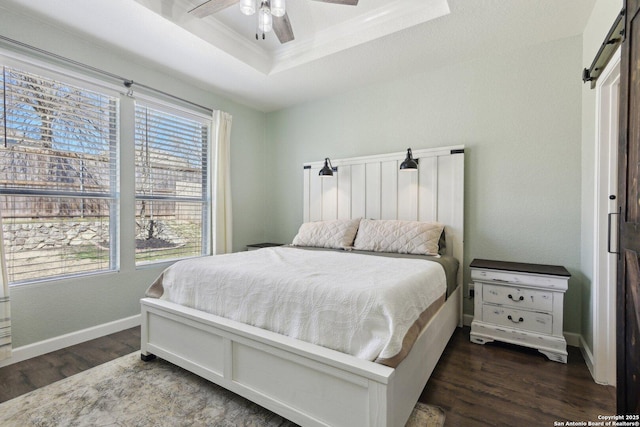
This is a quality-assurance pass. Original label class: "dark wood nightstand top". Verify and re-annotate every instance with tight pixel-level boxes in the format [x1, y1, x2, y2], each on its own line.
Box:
[246, 243, 283, 249]
[470, 258, 570, 277]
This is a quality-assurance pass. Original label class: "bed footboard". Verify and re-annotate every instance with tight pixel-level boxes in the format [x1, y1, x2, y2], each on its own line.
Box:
[140, 287, 460, 427]
[141, 297, 397, 427]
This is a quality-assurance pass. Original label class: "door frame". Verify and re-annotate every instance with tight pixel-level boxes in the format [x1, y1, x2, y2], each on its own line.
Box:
[592, 47, 621, 386]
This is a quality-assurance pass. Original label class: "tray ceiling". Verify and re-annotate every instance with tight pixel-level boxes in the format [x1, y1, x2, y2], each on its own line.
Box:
[134, 0, 451, 74]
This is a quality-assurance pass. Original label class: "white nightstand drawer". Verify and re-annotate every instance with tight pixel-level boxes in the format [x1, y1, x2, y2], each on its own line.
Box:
[483, 284, 553, 312]
[481, 304, 553, 335]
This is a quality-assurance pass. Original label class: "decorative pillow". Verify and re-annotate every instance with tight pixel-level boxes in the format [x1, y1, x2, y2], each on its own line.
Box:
[353, 219, 445, 256]
[292, 218, 361, 249]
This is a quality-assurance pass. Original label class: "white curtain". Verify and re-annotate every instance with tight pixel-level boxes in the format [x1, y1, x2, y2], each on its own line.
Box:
[0, 212, 11, 361]
[211, 110, 233, 255]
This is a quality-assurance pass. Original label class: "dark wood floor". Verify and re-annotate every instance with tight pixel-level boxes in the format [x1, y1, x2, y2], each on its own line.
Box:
[420, 328, 616, 426]
[0, 326, 615, 426]
[0, 327, 140, 404]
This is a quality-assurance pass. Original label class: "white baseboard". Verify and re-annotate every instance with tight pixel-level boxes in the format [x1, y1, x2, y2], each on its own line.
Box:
[579, 334, 598, 382]
[0, 314, 141, 368]
[563, 331, 581, 348]
[463, 313, 473, 327]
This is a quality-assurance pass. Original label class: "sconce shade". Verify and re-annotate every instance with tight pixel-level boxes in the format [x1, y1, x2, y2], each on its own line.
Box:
[400, 148, 418, 171]
[319, 158, 334, 177]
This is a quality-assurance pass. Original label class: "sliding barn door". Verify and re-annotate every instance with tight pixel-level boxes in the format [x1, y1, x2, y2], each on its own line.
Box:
[616, 0, 640, 415]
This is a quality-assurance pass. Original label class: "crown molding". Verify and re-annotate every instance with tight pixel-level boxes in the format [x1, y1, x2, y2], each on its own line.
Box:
[135, 0, 272, 74]
[135, 0, 449, 75]
[270, 0, 450, 74]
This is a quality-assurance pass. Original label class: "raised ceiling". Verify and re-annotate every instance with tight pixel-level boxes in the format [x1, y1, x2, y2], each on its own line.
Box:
[134, 0, 451, 74]
[2, 0, 595, 112]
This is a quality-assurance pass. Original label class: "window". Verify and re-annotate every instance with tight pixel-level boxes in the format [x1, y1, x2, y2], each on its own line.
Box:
[134, 102, 209, 265]
[0, 56, 213, 284]
[0, 65, 118, 284]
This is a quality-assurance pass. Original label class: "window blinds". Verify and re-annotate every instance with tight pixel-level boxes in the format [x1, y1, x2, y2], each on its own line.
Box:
[134, 103, 209, 264]
[0, 66, 118, 283]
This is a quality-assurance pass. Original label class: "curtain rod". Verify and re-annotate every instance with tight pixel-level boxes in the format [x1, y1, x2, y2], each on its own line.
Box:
[0, 34, 213, 114]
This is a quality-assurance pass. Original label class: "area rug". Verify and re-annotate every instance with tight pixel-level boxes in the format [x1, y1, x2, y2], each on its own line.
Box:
[0, 352, 446, 427]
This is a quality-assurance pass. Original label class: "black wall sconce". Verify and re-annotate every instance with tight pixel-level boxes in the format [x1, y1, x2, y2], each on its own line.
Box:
[319, 158, 337, 177]
[399, 148, 418, 171]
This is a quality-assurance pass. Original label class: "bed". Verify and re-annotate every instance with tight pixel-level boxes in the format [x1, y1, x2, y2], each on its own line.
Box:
[140, 146, 465, 427]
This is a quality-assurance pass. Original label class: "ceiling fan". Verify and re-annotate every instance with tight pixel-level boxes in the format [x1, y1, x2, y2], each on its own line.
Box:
[188, 0, 359, 44]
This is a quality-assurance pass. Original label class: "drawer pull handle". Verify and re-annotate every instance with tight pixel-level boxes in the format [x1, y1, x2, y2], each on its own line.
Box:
[508, 294, 524, 302]
[507, 315, 524, 323]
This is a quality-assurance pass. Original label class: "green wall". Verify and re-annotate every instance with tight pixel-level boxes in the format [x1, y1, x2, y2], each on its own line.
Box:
[266, 36, 584, 333]
[1, 0, 621, 354]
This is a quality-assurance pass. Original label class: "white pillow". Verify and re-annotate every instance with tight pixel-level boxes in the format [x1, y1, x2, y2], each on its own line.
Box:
[292, 218, 361, 249]
[353, 219, 445, 256]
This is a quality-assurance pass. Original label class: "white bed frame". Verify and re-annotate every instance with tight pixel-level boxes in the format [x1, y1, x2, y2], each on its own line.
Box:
[141, 146, 465, 427]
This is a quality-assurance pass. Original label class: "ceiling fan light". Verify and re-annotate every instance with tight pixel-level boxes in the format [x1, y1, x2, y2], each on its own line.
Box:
[271, 0, 285, 17]
[258, 6, 273, 33]
[240, 0, 256, 15]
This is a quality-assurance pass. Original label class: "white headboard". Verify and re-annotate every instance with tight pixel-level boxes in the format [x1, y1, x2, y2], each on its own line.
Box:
[303, 145, 465, 285]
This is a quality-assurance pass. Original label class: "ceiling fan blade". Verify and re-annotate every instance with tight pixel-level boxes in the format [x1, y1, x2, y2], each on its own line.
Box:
[310, 0, 359, 5]
[273, 12, 295, 44]
[188, 0, 239, 18]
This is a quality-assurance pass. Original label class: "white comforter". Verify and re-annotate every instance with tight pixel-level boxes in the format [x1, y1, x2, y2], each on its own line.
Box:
[155, 246, 446, 363]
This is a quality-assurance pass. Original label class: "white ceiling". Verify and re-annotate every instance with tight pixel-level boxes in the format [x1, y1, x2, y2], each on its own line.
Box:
[3, 0, 595, 112]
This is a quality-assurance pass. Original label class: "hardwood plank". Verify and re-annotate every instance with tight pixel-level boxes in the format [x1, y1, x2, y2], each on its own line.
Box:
[420, 327, 616, 426]
[380, 160, 398, 220]
[303, 167, 310, 222]
[418, 156, 438, 222]
[0, 327, 140, 403]
[309, 167, 322, 221]
[337, 164, 352, 220]
[350, 163, 366, 218]
[321, 170, 338, 220]
[398, 164, 418, 221]
[365, 162, 381, 219]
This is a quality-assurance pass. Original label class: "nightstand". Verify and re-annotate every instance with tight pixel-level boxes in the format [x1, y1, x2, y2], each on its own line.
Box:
[246, 243, 283, 251]
[469, 258, 570, 363]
